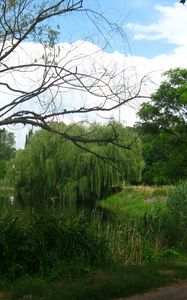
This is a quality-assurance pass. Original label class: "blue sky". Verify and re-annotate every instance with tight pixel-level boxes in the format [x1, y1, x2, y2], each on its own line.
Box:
[53, 0, 180, 58]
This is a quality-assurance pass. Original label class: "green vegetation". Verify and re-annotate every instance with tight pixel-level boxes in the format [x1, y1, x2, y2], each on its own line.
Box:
[0, 182, 187, 300]
[0, 211, 110, 282]
[4, 256, 187, 300]
[163, 181, 187, 248]
[0, 187, 15, 215]
[13, 122, 144, 210]
[0, 0, 186, 296]
[0, 130, 15, 183]
[99, 185, 171, 217]
[137, 68, 187, 184]
[0, 68, 187, 299]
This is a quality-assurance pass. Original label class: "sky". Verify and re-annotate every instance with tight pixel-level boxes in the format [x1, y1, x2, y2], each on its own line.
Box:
[54, 0, 186, 58]
[1, 0, 187, 148]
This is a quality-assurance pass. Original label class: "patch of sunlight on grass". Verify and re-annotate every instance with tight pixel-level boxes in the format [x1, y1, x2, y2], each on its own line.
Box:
[99, 185, 171, 217]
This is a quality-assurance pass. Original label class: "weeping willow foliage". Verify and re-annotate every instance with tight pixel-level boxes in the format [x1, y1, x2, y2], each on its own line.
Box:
[14, 122, 144, 209]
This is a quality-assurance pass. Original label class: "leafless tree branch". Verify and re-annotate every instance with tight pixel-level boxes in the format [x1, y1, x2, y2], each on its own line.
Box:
[0, 0, 149, 150]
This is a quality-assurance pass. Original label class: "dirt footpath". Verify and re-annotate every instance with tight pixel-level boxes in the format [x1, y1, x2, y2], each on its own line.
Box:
[117, 280, 187, 300]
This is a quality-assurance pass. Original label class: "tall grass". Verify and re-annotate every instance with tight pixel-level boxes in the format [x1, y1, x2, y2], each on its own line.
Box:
[136, 181, 187, 252]
[97, 183, 187, 265]
[163, 181, 187, 249]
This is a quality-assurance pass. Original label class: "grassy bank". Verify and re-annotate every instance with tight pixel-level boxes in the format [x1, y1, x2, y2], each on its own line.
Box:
[99, 185, 172, 217]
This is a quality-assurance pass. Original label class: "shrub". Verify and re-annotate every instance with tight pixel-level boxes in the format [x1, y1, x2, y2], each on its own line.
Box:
[0, 211, 109, 281]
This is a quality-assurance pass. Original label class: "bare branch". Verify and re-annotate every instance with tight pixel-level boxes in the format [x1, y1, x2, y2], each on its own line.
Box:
[0, 0, 148, 156]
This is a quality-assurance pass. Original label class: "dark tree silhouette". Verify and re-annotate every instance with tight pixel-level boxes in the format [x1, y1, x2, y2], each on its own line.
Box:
[180, 0, 186, 5]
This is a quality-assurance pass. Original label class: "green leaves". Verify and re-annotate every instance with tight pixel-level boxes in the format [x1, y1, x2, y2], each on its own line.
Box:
[0, 130, 15, 180]
[138, 68, 187, 132]
[0, 212, 109, 280]
[14, 122, 144, 209]
[138, 68, 187, 184]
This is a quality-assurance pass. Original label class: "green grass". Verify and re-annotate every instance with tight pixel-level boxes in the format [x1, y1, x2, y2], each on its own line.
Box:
[4, 256, 187, 300]
[99, 186, 172, 217]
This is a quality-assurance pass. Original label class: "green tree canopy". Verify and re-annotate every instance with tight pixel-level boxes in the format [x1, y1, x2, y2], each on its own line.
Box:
[137, 68, 187, 184]
[13, 122, 144, 210]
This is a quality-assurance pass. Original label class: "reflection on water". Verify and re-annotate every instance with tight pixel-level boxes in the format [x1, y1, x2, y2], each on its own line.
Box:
[14, 191, 115, 222]
[76, 199, 116, 223]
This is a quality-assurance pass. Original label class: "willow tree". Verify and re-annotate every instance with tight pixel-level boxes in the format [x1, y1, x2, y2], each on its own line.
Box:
[13, 122, 144, 210]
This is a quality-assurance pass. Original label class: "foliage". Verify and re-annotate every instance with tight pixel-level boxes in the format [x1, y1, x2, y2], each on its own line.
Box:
[138, 68, 187, 184]
[0, 188, 15, 216]
[13, 122, 144, 209]
[167, 181, 187, 222]
[99, 186, 173, 264]
[0, 130, 15, 180]
[0, 211, 109, 281]
[137, 182, 187, 251]
[0, 130, 15, 160]
[164, 181, 187, 248]
[0, 184, 187, 291]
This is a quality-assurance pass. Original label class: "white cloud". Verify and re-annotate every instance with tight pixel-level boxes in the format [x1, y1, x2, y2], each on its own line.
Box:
[128, 2, 187, 46]
[1, 23, 187, 148]
[0, 41, 143, 148]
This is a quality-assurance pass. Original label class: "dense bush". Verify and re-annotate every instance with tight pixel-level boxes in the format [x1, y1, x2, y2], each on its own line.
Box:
[0, 211, 109, 281]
